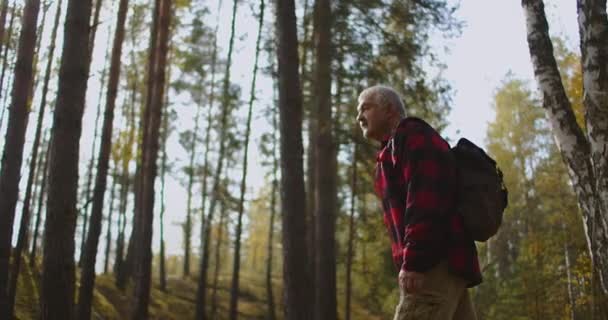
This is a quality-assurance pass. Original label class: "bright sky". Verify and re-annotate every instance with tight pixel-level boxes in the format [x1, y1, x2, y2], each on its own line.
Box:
[441, 0, 578, 146]
[7, 0, 580, 272]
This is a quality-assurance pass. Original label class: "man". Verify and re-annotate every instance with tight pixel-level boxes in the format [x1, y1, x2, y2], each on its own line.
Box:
[356, 85, 481, 320]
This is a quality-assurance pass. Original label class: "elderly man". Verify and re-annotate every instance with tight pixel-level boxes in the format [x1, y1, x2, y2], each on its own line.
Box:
[356, 85, 481, 320]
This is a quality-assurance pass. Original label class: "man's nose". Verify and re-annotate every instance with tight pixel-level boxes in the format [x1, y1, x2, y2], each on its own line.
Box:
[356, 112, 363, 122]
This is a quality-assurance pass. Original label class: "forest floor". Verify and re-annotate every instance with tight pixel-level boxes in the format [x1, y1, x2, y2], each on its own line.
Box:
[13, 255, 384, 319]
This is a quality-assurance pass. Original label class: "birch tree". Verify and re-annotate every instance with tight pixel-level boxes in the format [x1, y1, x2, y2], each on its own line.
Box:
[522, 0, 608, 294]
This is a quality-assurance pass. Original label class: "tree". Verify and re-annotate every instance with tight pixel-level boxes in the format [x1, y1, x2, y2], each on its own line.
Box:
[522, 0, 608, 295]
[6, 0, 55, 316]
[28, 0, 63, 270]
[104, 165, 118, 274]
[229, 0, 264, 318]
[312, 0, 337, 318]
[158, 89, 171, 291]
[76, 0, 130, 317]
[0, 0, 41, 317]
[79, 31, 112, 266]
[275, 0, 313, 318]
[345, 132, 357, 320]
[40, 0, 93, 318]
[0, 0, 9, 60]
[131, 0, 172, 317]
[0, 0, 16, 119]
[195, 0, 238, 318]
[266, 77, 279, 320]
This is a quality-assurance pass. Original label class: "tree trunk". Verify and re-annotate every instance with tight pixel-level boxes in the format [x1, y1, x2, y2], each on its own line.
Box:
[195, 0, 222, 307]
[275, 0, 313, 318]
[303, 0, 317, 292]
[522, 0, 608, 295]
[6, 1, 55, 317]
[195, 1, 237, 319]
[131, 0, 171, 317]
[76, 0, 128, 317]
[28, 0, 62, 269]
[345, 138, 357, 320]
[577, 0, 608, 294]
[210, 197, 227, 320]
[312, 0, 336, 318]
[0, 0, 41, 317]
[265, 80, 279, 320]
[159, 89, 169, 292]
[40, 0, 93, 318]
[29, 0, 49, 97]
[0, 0, 9, 61]
[30, 137, 51, 268]
[79, 30, 112, 266]
[194, 4, 221, 315]
[228, 1, 264, 319]
[183, 100, 201, 279]
[113, 157, 129, 280]
[88, 0, 103, 58]
[104, 168, 118, 274]
[0, 0, 15, 122]
[114, 23, 140, 286]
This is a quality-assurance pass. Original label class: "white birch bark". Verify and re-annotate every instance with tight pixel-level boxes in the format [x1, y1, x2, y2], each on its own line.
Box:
[522, 0, 608, 294]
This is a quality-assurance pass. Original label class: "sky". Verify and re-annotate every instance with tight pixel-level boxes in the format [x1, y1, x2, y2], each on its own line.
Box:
[6, 0, 581, 272]
[441, 0, 578, 146]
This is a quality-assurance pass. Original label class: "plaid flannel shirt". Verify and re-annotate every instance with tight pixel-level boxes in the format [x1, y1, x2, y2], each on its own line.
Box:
[375, 117, 482, 287]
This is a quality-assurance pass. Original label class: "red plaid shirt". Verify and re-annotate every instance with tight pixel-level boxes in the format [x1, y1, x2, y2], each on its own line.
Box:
[375, 117, 481, 287]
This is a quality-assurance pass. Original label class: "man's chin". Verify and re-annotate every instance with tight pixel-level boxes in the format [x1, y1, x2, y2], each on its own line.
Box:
[362, 129, 377, 141]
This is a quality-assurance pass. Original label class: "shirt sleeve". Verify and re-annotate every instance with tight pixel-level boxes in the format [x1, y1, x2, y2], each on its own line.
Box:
[395, 127, 454, 272]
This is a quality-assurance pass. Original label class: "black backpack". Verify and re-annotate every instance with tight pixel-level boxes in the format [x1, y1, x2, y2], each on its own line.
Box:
[451, 138, 508, 242]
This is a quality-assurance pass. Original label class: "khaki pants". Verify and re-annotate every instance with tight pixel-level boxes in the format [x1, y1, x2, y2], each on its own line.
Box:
[393, 261, 477, 320]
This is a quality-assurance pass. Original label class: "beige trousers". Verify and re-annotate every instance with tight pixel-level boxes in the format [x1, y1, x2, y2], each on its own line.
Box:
[393, 261, 477, 320]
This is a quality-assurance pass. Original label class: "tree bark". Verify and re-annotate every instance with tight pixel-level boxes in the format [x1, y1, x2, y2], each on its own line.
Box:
[131, 0, 171, 317]
[275, 0, 314, 318]
[522, 0, 608, 295]
[577, 0, 608, 294]
[6, 0, 54, 316]
[265, 79, 279, 320]
[104, 168, 118, 274]
[303, 0, 317, 291]
[28, 1, 62, 271]
[196, 0, 222, 305]
[195, 1, 237, 319]
[40, 0, 93, 318]
[228, 1, 264, 319]
[159, 89, 169, 292]
[88, 0, 103, 59]
[79, 29, 112, 266]
[183, 98, 201, 279]
[30, 137, 51, 268]
[345, 138, 357, 320]
[114, 20, 140, 286]
[0, 0, 9, 62]
[76, 0, 129, 316]
[0, 0, 41, 317]
[312, 0, 336, 318]
[0, 0, 15, 120]
[210, 196, 227, 320]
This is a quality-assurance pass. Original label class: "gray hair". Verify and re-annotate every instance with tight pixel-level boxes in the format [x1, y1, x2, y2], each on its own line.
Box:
[359, 85, 406, 118]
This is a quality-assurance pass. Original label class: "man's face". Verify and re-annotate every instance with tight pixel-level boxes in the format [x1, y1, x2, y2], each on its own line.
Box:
[356, 94, 391, 142]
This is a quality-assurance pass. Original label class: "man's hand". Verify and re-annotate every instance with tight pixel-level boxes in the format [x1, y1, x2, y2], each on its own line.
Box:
[398, 269, 425, 294]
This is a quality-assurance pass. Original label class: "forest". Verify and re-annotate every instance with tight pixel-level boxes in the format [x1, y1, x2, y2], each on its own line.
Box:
[0, 0, 607, 319]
